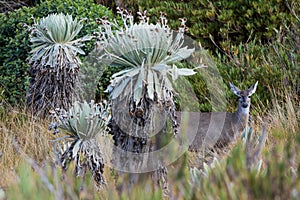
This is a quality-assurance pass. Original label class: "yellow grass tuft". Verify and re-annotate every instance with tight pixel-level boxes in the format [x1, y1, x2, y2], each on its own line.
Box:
[0, 106, 55, 187]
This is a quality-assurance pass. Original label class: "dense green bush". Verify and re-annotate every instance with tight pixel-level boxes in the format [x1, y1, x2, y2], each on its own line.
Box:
[135, 0, 297, 50]
[175, 30, 299, 114]
[184, 37, 299, 114]
[0, 0, 112, 105]
[175, 22, 299, 114]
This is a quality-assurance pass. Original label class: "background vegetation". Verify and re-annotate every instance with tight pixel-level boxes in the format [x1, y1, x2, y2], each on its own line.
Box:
[132, 0, 300, 113]
[1, 0, 298, 113]
[0, 0, 299, 199]
[0, 0, 112, 105]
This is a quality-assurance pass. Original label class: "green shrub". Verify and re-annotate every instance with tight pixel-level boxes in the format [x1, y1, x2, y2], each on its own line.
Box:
[0, 0, 112, 105]
[134, 0, 297, 50]
[177, 14, 300, 113]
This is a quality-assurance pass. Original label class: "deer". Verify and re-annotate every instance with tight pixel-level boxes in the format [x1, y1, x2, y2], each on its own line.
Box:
[176, 81, 258, 152]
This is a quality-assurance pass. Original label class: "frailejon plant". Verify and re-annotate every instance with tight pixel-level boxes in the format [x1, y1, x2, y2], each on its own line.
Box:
[96, 8, 204, 177]
[26, 13, 92, 117]
[49, 100, 111, 188]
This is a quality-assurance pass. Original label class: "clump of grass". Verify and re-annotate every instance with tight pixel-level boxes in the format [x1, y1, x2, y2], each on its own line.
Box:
[189, 130, 300, 199]
[267, 90, 299, 139]
[0, 105, 55, 187]
[6, 160, 98, 200]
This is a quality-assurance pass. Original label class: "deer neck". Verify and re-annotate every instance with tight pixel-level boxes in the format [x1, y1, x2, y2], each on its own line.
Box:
[233, 106, 250, 131]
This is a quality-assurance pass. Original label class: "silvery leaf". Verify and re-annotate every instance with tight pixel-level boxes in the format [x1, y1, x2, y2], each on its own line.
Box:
[177, 68, 197, 76]
[152, 64, 169, 71]
[72, 140, 82, 159]
[147, 70, 154, 100]
[153, 72, 162, 99]
[125, 68, 140, 78]
[165, 77, 174, 91]
[133, 70, 144, 102]
[112, 68, 132, 78]
[164, 47, 195, 64]
[111, 77, 130, 99]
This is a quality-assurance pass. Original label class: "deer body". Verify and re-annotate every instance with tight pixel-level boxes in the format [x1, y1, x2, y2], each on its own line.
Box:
[177, 82, 258, 151]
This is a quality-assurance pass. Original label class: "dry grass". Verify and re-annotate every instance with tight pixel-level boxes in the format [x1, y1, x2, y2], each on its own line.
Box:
[0, 88, 299, 199]
[264, 90, 299, 147]
[0, 105, 56, 187]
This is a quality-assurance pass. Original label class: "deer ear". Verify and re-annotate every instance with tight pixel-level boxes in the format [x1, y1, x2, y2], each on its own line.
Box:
[230, 82, 241, 97]
[248, 81, 258, 96]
